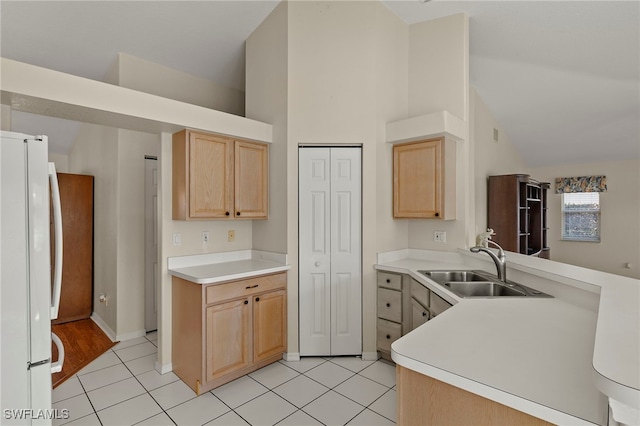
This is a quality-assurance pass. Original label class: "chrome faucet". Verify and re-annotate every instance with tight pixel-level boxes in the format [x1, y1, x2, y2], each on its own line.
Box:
[471, 230, 507, 282]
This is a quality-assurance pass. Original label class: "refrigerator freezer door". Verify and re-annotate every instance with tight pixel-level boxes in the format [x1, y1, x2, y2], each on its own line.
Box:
[26, 136, 53, 366]
[0, 131, 31, 418]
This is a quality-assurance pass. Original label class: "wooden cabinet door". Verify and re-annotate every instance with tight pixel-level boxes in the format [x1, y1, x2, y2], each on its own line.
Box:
[253, 289, 286, 362]
[234, 140, 268, 219]
[189, 132, 233, 218]
[206, 298, 250, 382]
[393, 139, 443, 218]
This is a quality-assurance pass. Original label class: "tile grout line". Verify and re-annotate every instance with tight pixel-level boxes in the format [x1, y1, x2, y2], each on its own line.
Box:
[55, 338, 396, 426]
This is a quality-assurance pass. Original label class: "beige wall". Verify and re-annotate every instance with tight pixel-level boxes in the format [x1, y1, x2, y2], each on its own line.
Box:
[531, 159, 640, 279]
[115, 130, 160, 337]
[247, 1, 289, 254]
[246, 0, 409, 357]
[106, 53, 245, 117]
[405, 14, 472, 252]
[69, 124, 120, 333]
[471, 88, 528, 238]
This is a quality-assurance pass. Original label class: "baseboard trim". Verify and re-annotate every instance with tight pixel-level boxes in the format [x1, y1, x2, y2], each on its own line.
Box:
[116, 328, 146, 342]
[155, 361, 173, 375]
[362, 351, 379, 361]
[283, 352, 300, 362]
[90, 313, 116, 342]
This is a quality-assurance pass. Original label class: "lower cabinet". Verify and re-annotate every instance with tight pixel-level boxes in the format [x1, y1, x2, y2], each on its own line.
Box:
[397, 366, 553, 426]
[377, 272, 453, 359]
[173, 272, 287, 394]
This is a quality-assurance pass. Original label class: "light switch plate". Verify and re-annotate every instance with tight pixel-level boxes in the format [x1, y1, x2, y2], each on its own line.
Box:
[173, 233, 182, 246]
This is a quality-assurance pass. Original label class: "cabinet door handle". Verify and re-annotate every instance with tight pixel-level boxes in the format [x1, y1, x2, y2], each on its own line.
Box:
[255, 297, 260, 302]
[225, 211, 230, 216]
[386, 303, 391, 308]
[386, 279, 390, 283]
[386, 334, 391, 339]
[236, 211, 241, 216]
[244, 300, 248, 305]
[245, 284, 259, 289]
[422, 311, 427, 317]
[435, 212, 440, 217]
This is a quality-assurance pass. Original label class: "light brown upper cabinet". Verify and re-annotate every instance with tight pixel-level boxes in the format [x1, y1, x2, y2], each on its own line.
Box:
[393, 137, 456, 220]
[173, 130, 268, 220]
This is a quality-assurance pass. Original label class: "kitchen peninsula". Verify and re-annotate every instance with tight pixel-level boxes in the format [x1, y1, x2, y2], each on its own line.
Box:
[375, 249, 639, 426]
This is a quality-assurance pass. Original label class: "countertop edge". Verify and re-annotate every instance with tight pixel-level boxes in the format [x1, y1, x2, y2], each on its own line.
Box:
[169, 264, 291, 284]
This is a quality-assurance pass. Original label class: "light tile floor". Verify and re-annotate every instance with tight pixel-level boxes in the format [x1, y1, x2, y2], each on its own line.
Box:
[52, 332, 396, 426]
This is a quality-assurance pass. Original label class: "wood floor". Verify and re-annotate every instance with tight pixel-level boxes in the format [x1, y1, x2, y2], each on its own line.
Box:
[51, 318, 117, 389]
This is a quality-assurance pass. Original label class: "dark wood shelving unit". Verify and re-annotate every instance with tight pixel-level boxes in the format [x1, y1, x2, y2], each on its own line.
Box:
[488, 174, 550, 258]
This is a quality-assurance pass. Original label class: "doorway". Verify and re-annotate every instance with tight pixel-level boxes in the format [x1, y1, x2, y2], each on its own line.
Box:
[298, 146, 362, 356]
[144, 156, 158, 332]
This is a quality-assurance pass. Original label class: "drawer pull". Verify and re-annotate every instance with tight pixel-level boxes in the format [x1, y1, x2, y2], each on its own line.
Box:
[245, 284, 259, 289]
[244, 300, 248, 305]
[386, 303, 391, 308]
[386, 334, 391, 339]
[386, 279, 390, 283]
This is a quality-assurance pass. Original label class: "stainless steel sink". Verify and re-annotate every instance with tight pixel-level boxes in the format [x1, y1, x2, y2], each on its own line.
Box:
[418, 270, 552, 299]
[443, 281, 526, 297]
[422, 270, 492, 283]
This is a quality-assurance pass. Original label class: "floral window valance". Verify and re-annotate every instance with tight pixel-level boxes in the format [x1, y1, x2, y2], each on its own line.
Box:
[555, 176, 607, 193]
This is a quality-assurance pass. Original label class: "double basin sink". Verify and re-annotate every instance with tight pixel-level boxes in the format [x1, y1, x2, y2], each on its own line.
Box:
[419, 270, 552, 298]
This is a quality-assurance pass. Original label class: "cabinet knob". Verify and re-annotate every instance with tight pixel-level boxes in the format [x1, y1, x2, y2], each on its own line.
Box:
[255, 297, 260, 302]
[422, 311, 427, 317]
[244, 300, 248, 305]
[386, 303, 391, 308]
[315, 262, 320, 267]
[236, 211, 241, 216]
[225, 211, 230, 216]
[435, 212, 440, 217]
[386, 279, 390, 283]
[386, 334, 391, 339]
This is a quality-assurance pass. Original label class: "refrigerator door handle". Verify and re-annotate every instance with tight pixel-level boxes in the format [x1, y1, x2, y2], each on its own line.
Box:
[49, 163, 63, 320]
[51, 332, 64, 373]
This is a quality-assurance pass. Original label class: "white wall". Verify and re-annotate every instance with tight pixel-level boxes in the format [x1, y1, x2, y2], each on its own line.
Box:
[531, 159, 640, 279]
[105, 53, 245, 117]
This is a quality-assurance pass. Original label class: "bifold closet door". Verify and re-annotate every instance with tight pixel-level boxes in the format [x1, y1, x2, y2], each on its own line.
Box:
[299, 147, 362, 356]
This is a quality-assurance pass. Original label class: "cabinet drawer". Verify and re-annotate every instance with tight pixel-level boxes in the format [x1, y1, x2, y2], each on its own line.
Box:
[410, 279, 429, 308]
[430, 292, 452, 317]
[377, 288, 402, 323]
[377, 318, 402, 353]
[206, 273, 286, 305]
[377, 272, 402, 291]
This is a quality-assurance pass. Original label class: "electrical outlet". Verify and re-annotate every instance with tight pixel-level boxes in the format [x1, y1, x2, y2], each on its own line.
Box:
[434, 231, 446, 243]
[99, 293, 107, 307]
[202, 231, 209, 244]
[172, 233, 182, 246]
[228, 230, 235, 242]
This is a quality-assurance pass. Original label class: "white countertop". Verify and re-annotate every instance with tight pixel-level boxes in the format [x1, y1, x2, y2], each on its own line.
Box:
[376, 249, 640, 425]
[168, 250, 290, 284]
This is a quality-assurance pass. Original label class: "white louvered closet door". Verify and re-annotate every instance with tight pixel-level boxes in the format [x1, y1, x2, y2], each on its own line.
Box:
[299, 147, 362, 356]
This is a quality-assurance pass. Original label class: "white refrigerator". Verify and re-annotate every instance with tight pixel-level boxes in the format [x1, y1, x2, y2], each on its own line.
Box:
[0, 130, 64, 425]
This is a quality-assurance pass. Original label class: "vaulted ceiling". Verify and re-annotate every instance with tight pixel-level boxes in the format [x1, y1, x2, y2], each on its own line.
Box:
[2, 1, 638, 167]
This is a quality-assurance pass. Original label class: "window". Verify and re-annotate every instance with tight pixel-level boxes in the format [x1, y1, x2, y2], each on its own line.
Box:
[561, 192, 600, 242]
